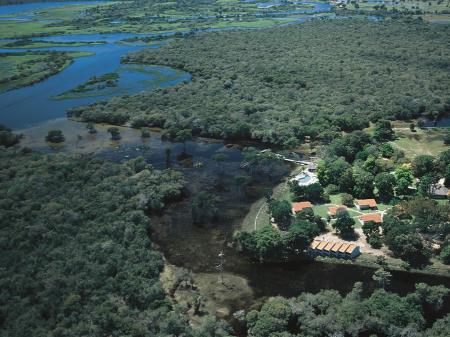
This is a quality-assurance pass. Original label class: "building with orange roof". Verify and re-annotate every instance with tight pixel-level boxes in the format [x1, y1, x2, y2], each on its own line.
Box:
[328, 205, 347, 218]
[316, 241, 328, 251]
[323, 242, 335, 255]
[356, 199, 377, 210]
[308, 240, 360, 259]
[292, 201, 312, 214]
[311, 240, 321, 250]
[359, 213, 382, 225]
[338, 243, 350, 254]
[345, 244, 360, 258]
[330, 242, 343, 253]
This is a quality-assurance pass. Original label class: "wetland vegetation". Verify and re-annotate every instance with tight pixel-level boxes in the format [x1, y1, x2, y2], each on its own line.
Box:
[0, 50, 91, 93]
[72, 19, 450, 146]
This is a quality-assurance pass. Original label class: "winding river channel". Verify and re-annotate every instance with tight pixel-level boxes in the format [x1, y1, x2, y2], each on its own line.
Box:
[0, 0, 333, 129]
[1, 1, 449, 325]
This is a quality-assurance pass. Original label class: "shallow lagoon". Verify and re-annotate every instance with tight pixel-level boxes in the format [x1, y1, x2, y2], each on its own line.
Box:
[0, 41, 190, 129]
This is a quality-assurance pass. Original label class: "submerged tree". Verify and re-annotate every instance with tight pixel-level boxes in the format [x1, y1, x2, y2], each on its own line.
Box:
[45, 129, 65, 143]
[107, 127, 121, 140]
[175, 129, 192, 153]
[372, 268, 392, 289]
[0, 124, 21, 147]
[141, 127, 151, 138]
[86, 122, 97, 134]
[191, 191, 219, 224]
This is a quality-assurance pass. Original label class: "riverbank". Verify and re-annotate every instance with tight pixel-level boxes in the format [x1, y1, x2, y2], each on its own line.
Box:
[0, 39, 105, 49]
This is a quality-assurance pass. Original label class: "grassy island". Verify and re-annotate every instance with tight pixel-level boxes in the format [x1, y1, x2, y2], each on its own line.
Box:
[0, 51, 93, 93]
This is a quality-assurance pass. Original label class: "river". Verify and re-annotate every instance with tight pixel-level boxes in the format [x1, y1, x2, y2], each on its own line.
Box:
[0, 1, 335, 129]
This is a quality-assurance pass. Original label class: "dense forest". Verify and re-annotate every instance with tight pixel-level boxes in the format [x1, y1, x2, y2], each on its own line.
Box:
[70, 19, 450, 146]
[0, 146, 449, 336]
[0, 148, 224, 336]
[246, 282, 450, 337]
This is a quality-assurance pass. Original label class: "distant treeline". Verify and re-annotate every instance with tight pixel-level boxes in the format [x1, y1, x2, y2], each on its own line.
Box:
[70, 19, 450, 147]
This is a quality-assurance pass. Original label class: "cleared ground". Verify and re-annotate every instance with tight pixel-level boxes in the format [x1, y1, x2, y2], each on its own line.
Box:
[391, 127, 449, 158]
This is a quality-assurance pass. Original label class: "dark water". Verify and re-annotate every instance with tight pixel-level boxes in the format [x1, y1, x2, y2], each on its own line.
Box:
[91, 134, 450, 304]
[424, 116, 450, 127]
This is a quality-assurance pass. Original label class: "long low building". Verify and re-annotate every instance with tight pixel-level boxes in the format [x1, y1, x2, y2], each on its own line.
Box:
[309, 240, 360, 259]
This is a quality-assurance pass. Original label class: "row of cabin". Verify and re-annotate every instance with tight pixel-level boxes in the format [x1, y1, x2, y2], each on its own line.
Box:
[310, 240, 360, 259]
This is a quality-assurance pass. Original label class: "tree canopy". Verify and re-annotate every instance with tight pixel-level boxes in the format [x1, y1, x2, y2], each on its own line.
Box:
[70, 20, 450, 147]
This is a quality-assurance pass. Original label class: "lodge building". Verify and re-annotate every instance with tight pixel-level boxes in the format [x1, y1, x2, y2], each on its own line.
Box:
[309, 240, 360, 259]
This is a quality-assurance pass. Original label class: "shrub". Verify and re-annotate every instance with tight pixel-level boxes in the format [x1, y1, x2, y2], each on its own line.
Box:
[45, 129, 65, 143]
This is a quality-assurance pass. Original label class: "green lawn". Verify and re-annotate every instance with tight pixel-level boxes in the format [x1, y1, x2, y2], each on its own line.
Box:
[391, 127, 449, 159]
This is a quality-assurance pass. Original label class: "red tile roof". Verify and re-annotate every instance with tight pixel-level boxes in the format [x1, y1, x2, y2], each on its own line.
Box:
[356, 199, 377, 208]
[328, 205, 347, 216]
[311, 240, 321, 249]
[292, 201, 312, 213]
[359, 213, 382, 223]
[323, 242, 335, 251]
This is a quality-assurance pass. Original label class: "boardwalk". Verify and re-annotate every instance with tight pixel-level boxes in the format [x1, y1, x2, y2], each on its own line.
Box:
[260, 149, 313, 165]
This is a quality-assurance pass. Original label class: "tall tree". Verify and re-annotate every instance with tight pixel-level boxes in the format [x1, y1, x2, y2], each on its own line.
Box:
[394, 166, 413, 196]
[269, 200, 293, 230]
[412, 155, 435, 178]
[374, 172, 396, 202]
[373, 120, 395, 142]
[332, 210, 355, 238]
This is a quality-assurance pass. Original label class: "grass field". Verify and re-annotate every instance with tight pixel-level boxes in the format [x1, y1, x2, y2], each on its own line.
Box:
[0, 51, 92, 93]
[391, 127, 450, 158]
[346, 0, 450, 13]
[0, 0, 334, 39]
